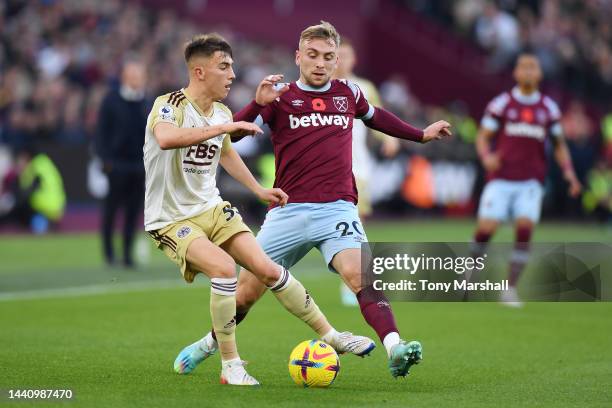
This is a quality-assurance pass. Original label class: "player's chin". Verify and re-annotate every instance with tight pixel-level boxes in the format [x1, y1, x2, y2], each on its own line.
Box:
[523, 79, 537, 87]
[218, 88, 231, 99]
[309, 73, 329, 85]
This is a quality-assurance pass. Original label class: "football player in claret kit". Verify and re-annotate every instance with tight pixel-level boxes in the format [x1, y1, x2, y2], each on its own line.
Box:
[144, 33, 374, 386]
[194, 21, 452, 379]
[472, 52, 581, 307]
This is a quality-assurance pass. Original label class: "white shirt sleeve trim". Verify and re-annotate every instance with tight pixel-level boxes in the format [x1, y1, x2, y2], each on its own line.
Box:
[550, 122, 563, 138]
[481, 115, 499, 132]
[358, 103, 375, 121]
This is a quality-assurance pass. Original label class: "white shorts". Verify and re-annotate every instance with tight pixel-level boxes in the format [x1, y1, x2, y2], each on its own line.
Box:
[477, 179, 544, 223]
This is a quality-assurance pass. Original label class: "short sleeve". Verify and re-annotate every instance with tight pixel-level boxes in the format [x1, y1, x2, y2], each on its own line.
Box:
[485, 93, 510, 119]
[149, 95, 185, 130]
[480, 93, 509, 132]
[543, 96, 564, 139]
[543, 96, 562, 122]
[480, 114, 500, 132]
[221, 134, 233, 153]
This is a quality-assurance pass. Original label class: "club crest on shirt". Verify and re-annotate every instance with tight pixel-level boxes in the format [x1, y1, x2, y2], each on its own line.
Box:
[176, 226, 192, 239]
[333, 96, 348, 113]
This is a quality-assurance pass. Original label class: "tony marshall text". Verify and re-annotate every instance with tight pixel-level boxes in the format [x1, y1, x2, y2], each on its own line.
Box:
[373, 279, 509, 292]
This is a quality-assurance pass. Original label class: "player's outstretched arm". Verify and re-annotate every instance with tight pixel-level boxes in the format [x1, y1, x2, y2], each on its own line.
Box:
[219, 146, 288, 206]
[552, 136, 582, 197]
[153, 121, 262, 150]
[363, 107, 452, 143]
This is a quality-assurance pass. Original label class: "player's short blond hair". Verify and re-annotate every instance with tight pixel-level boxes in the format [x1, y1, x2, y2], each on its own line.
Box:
[299, 21, 340, 48]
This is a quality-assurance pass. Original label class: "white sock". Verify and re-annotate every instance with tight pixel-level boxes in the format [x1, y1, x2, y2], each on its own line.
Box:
[383, 332, 401, 357]
[198, 332, 217, 351]
[268, 266, 292, 291]
[321, 328, 338, 344]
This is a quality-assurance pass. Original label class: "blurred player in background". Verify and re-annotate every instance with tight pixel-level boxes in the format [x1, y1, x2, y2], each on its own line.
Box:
[0, 145, 65, 233]
[199, 21, 452, 380]
[333, 38, 400, 306]
[96, 60, 148, 268]
[472, 53, 582, 307]
[145, 34, 374, 386]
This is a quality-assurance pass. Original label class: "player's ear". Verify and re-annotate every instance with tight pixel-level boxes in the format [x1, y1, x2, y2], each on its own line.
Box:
[295, 50, 300, 66]
[194, 65, 205, 81]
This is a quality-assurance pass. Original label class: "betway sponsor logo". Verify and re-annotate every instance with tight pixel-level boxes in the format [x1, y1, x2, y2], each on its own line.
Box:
[504, 122, 546, 140]
[289, 113, 350, 130]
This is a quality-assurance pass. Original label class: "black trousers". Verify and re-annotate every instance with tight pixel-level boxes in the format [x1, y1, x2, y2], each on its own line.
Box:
[101, 170, 145, 266]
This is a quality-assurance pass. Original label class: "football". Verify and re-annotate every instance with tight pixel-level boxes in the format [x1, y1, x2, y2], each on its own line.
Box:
[288, 340, 340, 388]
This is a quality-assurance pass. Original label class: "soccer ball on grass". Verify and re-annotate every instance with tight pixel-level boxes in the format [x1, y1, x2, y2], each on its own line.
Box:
[288, 340, 340, 388]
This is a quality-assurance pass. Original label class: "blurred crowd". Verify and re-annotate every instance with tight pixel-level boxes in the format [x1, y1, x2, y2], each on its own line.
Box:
[0, 0, 610, 225]
[0, 0, 301, 148]
[404, 0, 612, 104]
[0, 0, 479, 154]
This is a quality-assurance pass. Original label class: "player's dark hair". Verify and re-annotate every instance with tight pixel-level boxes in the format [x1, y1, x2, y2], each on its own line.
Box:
[514, 49, 539, 65]
[184, 33, 232, 62]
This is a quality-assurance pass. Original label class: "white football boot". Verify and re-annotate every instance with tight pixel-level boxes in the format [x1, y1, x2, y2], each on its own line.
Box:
[327, 331, 376, 357]
[220, 359, 260, 386]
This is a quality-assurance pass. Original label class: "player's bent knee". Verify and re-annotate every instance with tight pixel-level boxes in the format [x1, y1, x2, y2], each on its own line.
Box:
[198, 258, 236, 279]
[248, 258, 280, 287]
[261, 262, 283, 287]
[214, 261, 236, 279]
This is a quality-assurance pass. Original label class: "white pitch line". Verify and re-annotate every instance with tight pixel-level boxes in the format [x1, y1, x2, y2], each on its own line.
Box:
[0, 269, 324, 302]
[0, 279, 192, 302]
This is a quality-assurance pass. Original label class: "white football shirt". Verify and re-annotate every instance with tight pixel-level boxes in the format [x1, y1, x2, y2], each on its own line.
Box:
[143, 89, 232, 231]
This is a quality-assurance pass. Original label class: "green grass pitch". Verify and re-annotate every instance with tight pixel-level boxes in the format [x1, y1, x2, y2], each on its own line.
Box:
[1, 220, 611, 407]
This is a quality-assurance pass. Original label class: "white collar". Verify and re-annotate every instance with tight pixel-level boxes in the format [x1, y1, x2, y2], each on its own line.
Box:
[511, 86, 541, 105]
[296, 79, 331, 92]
